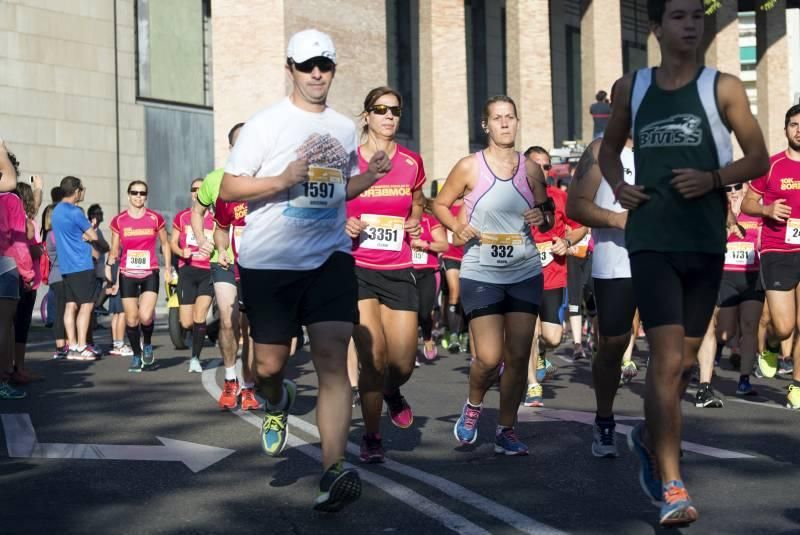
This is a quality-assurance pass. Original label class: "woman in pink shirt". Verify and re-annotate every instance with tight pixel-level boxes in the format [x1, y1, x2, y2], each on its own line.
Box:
[106, 180, 171, 372]
[344, 87, 425, 463]
[0, 189, 33, 399]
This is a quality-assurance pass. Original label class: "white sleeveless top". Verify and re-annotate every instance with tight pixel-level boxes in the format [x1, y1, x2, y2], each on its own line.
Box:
[592, 146, 635, 279]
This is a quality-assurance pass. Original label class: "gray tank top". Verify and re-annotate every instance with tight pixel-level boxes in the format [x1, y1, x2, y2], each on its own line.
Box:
[460, 151, 542, 284]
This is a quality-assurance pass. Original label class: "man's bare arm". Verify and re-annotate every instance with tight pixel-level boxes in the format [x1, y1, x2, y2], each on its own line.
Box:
[566, 140, 626, 230]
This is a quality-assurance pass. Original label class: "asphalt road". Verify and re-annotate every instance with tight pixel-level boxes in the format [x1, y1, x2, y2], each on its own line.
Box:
[2, 323, 800, 534]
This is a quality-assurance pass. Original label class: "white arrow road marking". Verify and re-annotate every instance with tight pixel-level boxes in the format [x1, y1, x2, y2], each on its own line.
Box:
[203, 359, 564, 535]
[517, 408, 756, 459]
[1, 414, 234, 473]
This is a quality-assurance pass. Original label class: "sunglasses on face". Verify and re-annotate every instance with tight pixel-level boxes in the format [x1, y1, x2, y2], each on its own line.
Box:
[368, 104, 402, 117]
[291, 58, 335, 74]
[190, 187, 199, 193]
[129, 190, 148, 197]
[542, 164, 552, 171]
[724, 184, 744, 193]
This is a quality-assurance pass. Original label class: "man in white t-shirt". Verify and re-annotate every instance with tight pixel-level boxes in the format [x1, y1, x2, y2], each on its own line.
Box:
[219, 29, 391, 512]
[566, 126, 637, 460]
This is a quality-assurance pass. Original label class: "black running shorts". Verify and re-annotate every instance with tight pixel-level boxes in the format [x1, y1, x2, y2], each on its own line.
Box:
[539, 287, 565, 325]
[760, 252, 800, 292]
[593, 277, 637, 337]
[630, 251, 723, 338]
[120, 271, 160, 299]
[239, 252, 358, 345]
[178, 265, 213, 305]
[63, 269, 97, 304]
[718, 270, 764, 307]
[355, 266, 418, 312]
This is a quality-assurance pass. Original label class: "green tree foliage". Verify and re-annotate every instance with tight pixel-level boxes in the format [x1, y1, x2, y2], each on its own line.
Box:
[704, 0, 781, 14]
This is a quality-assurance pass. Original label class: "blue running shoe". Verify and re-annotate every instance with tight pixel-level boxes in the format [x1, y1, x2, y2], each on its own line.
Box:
[128, 355, 143, 373]
[142, 344, 155, 367]
[659, 480, 698, 526]
[736, 376, 757, 396]
[627, 422, 662, 503]
[260, 379, 297, 456]
[494, 427, 529, 456]
[453, 402, 481, 444]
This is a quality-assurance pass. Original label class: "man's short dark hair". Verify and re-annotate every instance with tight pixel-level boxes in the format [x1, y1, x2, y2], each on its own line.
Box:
[60, 175, 83, 197]
[648, 0, 704, 24]
[524, 146, 550, 159]
[228, 123, 244, 146]
[786, 104, 800, 128]
[51, 186, 64, 203]
[596, 90, 607, 102]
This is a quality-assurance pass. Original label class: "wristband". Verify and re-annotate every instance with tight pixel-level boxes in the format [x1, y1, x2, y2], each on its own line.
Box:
[565, 238, 573, 248]
[712, 170, 722, 190]
[612, 181, 626, 200]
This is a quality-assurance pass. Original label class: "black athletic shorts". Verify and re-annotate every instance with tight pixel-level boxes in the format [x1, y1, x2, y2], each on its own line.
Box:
[120, 271, 160, 299]
[461, 275, 543, 320]
[356, 266, 418, 312]
[630, 251, 723, 338]
[62, 269, 96, 304]
[442, 258, 462, 271]
[760, 252, 800, 292]
[178, 265, 213, 304]
[239, 252, 358, 345]
[567, 254, 595, 316]
[594, 277, 637, 337]
[539, 287, 565, 325]
[211, 262, 236, 286]
[718, 270, 764, 307]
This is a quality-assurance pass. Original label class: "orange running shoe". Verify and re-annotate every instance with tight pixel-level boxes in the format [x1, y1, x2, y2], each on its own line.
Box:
[240, 388, 261, 411]
[218, 379, 240, 410]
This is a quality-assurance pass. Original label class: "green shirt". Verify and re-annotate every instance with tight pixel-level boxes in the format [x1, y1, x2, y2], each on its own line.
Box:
[627, 67, 731, 255]
[197, 168, 230, 263]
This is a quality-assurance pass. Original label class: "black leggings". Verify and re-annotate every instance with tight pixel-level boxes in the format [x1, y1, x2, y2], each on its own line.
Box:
[415, 268, 436, 340]
[51, 281, 67, 341]
[14, 288, 36, 344]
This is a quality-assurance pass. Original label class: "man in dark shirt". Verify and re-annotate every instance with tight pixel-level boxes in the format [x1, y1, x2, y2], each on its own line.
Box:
[590, 90, 611, 139]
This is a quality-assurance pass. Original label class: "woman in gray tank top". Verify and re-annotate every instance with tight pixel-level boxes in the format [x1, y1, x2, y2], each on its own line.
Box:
[432, 95, 552, 456]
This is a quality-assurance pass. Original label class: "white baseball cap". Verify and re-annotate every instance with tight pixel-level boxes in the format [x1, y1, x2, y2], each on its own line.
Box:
[287, 29, 337, 64]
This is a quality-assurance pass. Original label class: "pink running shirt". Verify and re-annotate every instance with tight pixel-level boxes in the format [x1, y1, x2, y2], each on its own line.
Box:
[110, 208, 165, 279]
[347, 145, 426, 270]
[173, 208, 214, 270]
[750, 152, 800, 254]
[412, 213, 443, 270]
[213, 199, 248, 281]
[724, 212, 761, 273]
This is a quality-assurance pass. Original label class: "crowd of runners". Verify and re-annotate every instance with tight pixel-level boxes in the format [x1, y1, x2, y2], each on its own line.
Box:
[3, 0, 800, 527]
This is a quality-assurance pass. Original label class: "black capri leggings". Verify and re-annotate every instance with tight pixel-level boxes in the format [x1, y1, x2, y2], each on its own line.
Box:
[51, 281, 67, 341]
[14, 288, 37, 344]
[415, 268, 437, 340]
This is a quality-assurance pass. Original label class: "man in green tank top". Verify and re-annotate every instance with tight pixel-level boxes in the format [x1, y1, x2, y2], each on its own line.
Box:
[189, 122, 244, 378]
[598, 0, 769, 526]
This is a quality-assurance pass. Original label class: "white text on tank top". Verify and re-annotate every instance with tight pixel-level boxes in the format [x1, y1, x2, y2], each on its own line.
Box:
[592, 147, 635, 279]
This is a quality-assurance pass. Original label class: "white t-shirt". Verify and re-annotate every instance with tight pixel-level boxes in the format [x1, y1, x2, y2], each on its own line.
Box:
[592, 146, 635, 279]
[225, 97, 359, 270]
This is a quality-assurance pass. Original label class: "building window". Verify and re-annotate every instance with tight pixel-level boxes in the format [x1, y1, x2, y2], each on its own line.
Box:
[136, 0, 213, 108]
[386, 0, 420, 150]
[465, 0, 507, 151]
[565, 25, 581, 141]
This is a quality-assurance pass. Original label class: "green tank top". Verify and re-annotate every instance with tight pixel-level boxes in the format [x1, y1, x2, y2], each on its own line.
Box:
[627, 67, 732, 254]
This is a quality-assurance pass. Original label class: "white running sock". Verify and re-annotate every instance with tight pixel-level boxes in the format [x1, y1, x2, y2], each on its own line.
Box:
[224, 366, 237, 380]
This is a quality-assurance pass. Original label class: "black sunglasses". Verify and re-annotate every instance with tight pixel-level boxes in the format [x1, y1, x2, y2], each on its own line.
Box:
[724, 184, 744, 193]
[368, 104, 402, 117]
[291, 58, 335, 74]
[129, 190, 148, 197]
[190, 187, 199, 193]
